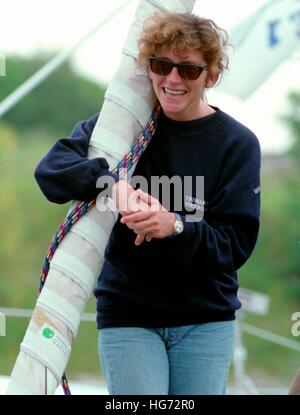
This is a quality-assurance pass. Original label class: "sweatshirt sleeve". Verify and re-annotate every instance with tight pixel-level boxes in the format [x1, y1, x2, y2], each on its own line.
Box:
[34, 113, 115, 204]
[166, 131, 261, 275]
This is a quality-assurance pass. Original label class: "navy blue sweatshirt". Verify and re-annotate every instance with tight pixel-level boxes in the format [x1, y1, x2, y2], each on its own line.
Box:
[35, 108, 261, 329]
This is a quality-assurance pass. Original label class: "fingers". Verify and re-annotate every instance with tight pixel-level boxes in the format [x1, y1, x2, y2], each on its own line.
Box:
[136, 189, 161, 208]
[123, 215, 155, 234]
[135, 233, 145, 246]
[145, 234, 152, 242]
[121, 210, 153, 223]
[135, 189, 153, 204]
[119, 189, 168, 245]
[136, 189, 168, 212]
[120, 189, 164, 218]
[135, 232, 153, 245]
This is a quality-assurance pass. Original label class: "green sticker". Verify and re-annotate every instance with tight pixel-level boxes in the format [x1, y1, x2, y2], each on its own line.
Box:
[42, 327, 55, 339]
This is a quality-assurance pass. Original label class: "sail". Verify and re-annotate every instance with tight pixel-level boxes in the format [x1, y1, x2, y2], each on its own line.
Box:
[219, 0, 300, 99]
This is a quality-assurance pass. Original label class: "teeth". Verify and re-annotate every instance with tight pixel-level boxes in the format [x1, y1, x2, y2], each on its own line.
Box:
[164, 88, 186, 96]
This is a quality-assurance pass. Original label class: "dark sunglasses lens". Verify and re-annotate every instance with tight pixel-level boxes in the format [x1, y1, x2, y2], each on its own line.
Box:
[150, 59, 204, 80]
[179, 65, 202, 80]
[150, 59, 172, 76]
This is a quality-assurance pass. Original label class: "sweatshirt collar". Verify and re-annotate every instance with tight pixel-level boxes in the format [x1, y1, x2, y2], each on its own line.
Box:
[160, 106, 227, 137]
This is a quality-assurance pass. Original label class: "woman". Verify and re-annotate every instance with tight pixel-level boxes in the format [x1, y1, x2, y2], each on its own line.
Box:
[35, 11, 261, 395]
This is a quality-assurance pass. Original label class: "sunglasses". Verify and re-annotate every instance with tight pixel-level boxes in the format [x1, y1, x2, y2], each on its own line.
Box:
[149, 57, 208, 80]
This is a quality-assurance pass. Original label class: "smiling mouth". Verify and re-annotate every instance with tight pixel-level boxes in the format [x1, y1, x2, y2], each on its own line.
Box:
[163, 87, 187, 96]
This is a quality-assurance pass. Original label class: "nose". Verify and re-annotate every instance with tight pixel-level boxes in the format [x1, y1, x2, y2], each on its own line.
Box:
[167, 67, 182, 82]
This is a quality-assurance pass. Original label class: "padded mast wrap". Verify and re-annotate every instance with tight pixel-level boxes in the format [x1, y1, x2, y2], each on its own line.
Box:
[7, 0, 196, 395]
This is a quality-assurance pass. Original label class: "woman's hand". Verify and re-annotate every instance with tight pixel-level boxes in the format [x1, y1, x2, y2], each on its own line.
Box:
[112, 180, 144, 214]
[120, 189, 176, 246]
[112, 181, 154, 245]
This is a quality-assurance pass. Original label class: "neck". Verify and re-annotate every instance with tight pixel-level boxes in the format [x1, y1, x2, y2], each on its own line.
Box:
[198, 101, 215, 118]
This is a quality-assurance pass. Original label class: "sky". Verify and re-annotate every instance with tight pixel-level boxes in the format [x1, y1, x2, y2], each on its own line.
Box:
[1, 0, 299, 155]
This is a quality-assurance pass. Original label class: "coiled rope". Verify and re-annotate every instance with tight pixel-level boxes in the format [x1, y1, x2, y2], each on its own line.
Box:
[39, 102, 161, 395]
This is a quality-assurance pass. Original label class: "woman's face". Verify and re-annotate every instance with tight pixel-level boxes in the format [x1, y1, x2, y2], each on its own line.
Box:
[149, 47, 215, 121]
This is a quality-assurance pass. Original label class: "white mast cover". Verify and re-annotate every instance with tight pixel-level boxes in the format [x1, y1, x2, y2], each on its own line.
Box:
[7, 0, 196, 395]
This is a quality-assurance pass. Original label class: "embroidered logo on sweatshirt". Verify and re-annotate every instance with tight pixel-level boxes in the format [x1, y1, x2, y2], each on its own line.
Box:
[253, 186, 261, 195]
[185, 195, 209, 212]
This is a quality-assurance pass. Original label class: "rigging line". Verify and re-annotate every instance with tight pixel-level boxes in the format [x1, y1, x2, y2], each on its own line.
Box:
[240, 322, 300, 353]
[0, 0, 134, 118]
[45, 367, 47, 396]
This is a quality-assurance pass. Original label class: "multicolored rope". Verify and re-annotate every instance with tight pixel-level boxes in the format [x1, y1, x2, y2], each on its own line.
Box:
[38, 101, 161, 395]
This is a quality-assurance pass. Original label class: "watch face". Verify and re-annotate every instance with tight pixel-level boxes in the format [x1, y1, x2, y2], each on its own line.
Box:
[175, 221, 184, 233]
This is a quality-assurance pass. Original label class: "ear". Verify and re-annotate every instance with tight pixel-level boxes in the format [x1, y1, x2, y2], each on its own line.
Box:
[206, 74, 219, 88]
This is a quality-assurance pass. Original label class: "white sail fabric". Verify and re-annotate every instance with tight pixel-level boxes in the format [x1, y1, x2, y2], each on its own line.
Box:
[219, 0, 300, 99]
[7, 0, 196, 395]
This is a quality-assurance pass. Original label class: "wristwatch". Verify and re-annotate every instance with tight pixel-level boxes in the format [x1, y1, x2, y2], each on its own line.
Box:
[171, 213, 184, 236]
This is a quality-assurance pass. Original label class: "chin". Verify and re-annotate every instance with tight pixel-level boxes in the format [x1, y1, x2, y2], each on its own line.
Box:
[164, 111, 185, 121]
[162, 103, 183, 116]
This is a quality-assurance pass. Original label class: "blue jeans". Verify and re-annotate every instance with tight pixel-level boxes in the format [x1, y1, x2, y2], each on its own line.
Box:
[98, 320, 235, 395]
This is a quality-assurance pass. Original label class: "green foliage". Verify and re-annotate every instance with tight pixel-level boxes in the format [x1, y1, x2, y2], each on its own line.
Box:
[0, 124, 98, 377]
[239, 169, 300, 384]
[0, 53, 106, 137]
[281, 91, 300, 165]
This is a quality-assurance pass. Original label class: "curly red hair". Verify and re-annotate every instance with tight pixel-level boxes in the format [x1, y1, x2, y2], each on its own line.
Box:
[137, 11, 230, 78]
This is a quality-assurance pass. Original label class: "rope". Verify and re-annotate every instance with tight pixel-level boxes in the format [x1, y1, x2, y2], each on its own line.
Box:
[38, 102, 161, 395]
